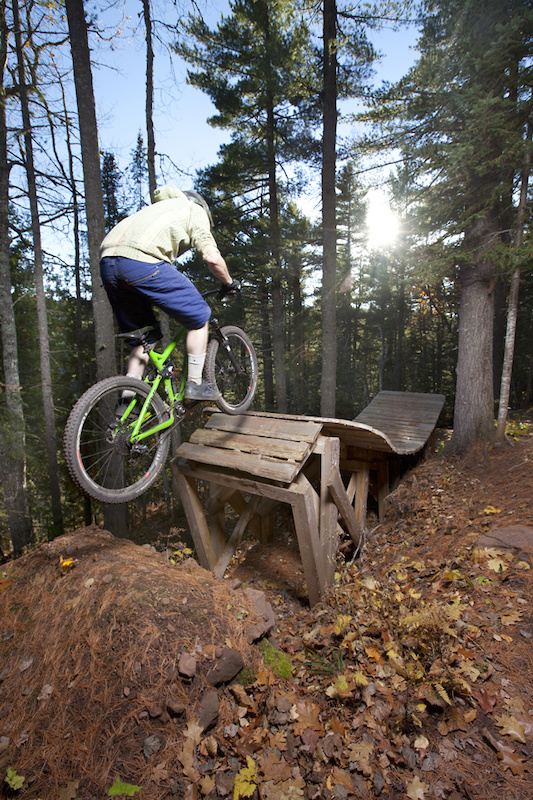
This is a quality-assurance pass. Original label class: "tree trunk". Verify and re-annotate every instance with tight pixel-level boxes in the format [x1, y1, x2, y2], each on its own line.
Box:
[320, 0, 337, 418]
[65, 0, 116, 382]
[0, 0, 33, 554]
[496, 102, 532, 440]
[259, 278, 275, 408]
[264, 40, 287, 411]
[142, 0, 157, 200]
[65, 0, 128, 537]
[13, 0, 63, 538]
[446, 217, 498, 455]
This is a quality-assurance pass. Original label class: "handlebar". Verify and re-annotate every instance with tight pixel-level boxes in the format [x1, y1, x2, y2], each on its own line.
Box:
[202, 280, 242, 301]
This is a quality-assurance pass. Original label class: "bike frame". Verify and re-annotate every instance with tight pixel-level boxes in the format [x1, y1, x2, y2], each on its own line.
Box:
[117, 289, 234, 443]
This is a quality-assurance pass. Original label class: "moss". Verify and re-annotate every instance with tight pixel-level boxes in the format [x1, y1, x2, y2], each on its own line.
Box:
[259, 639, 293, 679]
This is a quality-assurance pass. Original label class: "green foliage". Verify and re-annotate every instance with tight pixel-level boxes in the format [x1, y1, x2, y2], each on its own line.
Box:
[107, 776, 142, 796]
[4, 769, 25, 790]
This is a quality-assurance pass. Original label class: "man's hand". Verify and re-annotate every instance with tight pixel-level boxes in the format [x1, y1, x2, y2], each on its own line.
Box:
[217, 279, 241, 299]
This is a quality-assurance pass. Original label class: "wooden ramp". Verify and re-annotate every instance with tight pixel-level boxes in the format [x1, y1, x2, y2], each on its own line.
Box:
[173, 391, 445, 605]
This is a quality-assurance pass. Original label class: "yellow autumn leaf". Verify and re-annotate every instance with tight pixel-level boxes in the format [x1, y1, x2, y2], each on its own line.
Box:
[233, 756, 257, 800]
[59, 556, 77, 574]
[326, 674, 353, 699]
[517, 561, 531, 570]
[435, 683, 452, 705]
[354, 671, 369, 686]
[334, 614, 352, 636]
[483, 505, 502, 515]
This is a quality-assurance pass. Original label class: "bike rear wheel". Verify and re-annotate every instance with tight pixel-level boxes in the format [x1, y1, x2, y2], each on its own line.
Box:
[205, 325, 258, 414]
[63, 376, 170, 504]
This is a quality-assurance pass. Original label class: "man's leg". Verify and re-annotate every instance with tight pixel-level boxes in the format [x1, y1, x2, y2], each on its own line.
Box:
[127, 345, 150, 379]
[186, 323, 209, 385]
[184, 322, 221, 400]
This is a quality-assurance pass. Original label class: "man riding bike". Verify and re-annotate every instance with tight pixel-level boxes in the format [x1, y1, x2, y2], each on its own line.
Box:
[99, 183, 240, 403]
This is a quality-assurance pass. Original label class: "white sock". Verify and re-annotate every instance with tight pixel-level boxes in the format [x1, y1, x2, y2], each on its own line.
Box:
[122, 372, 140, 400]
[188, 353, 206, 385]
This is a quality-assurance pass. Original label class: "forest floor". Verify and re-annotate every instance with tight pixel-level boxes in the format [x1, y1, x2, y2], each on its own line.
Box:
[0, 417, 532, 800]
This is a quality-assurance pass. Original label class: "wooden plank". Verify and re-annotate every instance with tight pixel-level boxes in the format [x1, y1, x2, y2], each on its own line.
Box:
[174, 458, 301, 504]
[354, 468, 370, 529]
[244, 393, 445, 456]
[328, 466, 363, 550]
[176, 442, 301, 483]
[174, 471, 218, 570]
[206, 413, 322, 444]
[190, 428, 311, 462]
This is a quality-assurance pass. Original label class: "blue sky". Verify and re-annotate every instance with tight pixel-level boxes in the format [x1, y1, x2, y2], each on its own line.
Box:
[92, 1, 419, 190]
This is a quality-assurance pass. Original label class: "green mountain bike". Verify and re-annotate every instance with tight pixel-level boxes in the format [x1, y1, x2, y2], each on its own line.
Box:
[63, 288, 258, 505]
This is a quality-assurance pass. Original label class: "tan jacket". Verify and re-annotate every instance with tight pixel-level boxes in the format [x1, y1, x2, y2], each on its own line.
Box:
[100, 189, 218, 264]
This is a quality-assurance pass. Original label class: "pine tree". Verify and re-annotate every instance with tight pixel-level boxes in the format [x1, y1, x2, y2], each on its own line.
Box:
[367, 0, 533, 454]
[177, 0, 320, 411]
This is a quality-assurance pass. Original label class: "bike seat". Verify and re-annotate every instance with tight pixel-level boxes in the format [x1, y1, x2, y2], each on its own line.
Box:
[116, 326, 157, 344]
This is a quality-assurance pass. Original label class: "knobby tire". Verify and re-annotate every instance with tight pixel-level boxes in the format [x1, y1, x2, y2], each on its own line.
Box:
[64, 376, 170, 504]
[206, 326, 258, 414]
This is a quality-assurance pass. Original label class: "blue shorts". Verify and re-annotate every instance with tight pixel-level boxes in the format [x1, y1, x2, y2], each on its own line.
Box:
[100, 256, 211, 344]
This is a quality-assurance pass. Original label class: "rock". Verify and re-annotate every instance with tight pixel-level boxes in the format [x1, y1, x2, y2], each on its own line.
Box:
[244, 587, 276, 642]
[206, 647, 244, 685]
[143, 733, 163, 758]
[178, 652, 197, 679]
[198, 690, 220, 731]
[166, 698, 186, 717]
[477, 525, 533, 551]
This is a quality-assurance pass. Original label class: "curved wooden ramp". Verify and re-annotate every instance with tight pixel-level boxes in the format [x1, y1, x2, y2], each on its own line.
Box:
[173, 391, 445, 605]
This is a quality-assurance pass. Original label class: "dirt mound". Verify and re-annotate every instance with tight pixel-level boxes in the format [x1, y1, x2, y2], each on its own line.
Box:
[0, 528, 270, 799]
[1, 425, 532, 800]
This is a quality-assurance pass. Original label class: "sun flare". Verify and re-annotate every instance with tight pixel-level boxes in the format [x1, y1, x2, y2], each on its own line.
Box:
[366, 189, 399, 250]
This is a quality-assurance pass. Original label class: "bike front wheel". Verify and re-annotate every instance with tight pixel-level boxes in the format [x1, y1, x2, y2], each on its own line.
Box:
[205, 326, 258, 414]
[63, 376, 170, 504]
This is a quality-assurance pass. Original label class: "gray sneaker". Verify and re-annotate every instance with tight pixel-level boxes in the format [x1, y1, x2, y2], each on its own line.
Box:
[184, 380, 221, 401]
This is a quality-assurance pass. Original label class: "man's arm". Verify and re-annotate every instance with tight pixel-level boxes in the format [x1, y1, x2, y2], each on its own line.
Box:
[204, 250, 233, 285]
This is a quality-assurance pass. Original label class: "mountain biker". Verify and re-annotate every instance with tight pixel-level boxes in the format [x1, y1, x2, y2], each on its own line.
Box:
[99, 184, 240, 402]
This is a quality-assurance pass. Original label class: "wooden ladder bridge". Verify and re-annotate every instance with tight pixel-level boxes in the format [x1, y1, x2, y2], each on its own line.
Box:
[173, 391, 445, 606]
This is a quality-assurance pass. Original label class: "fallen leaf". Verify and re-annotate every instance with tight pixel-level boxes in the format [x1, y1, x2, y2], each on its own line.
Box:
[406, 775, 428, 799]
[487, 558, 508, 573]
[472, 686, 498, 713]
[500, 611, 523, 626]
[37, 683, 53, 701]
[57, 780, 79, 800]
[494, 714, 527, 743]
[233, 755, 257, 800]
[346, 741, 373, 776]
[414, 735, 429, 750]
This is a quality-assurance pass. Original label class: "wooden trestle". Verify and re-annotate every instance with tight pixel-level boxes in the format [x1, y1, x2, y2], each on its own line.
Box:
[172, 391, 445, 606]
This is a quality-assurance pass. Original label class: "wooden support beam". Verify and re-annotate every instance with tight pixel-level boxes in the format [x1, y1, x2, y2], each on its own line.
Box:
[290, 474, 325, 606]
[327, 466, 363, 550]
[213, 495, 261, 579]
[175, 471, 218, 570]
[319, 436, 340, 585]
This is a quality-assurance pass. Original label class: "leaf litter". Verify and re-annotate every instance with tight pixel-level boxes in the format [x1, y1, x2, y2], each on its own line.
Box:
[0, 425, 532, 799]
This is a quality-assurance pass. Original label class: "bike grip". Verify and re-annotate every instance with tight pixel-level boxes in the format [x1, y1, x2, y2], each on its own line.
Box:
[217, 279, 241, 299]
